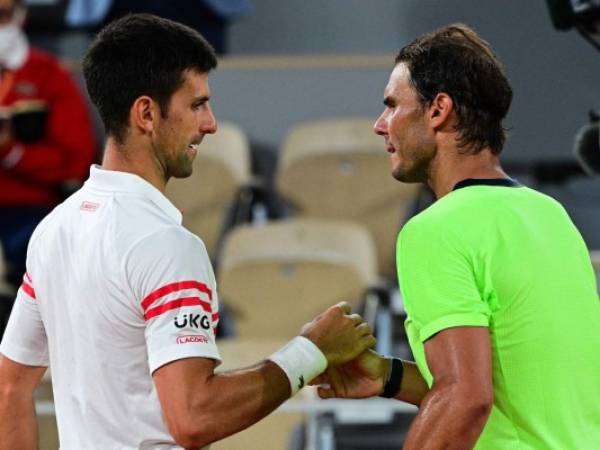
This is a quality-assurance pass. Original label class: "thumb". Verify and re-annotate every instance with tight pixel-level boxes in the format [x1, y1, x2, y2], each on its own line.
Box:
[317, 386, 337, 399]
[309, 374, 328, 386]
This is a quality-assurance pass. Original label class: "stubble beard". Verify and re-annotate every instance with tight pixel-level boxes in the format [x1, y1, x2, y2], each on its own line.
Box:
[169, 149, 194, 179]
[392, 145, 436, 184]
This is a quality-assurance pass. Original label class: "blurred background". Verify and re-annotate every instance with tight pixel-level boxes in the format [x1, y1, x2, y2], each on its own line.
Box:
[28, 0, 600, 242]
[1, 0, 599, 449]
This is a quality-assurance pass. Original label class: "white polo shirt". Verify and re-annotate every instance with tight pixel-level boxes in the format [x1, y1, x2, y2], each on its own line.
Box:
[0, 165, 221, 449]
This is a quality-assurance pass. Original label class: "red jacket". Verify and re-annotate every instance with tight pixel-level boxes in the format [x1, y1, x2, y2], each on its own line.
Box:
[0, 48, 96, 206]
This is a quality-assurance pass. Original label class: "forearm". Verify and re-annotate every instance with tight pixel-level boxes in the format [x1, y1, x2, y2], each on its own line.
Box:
[158, 303, 373, 449]
[201, 361, 290, 439]
[169, 360, 291, 448]
[0, 396, 39, 450]
[314, 352, 430, 403]
[403, 383, 491, 450]
[394, 360, 429, 406]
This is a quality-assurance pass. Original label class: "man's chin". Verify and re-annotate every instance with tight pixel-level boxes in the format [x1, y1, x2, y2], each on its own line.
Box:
[392, 168, 423, 184]
[170, 165, 194, 179]
[173, 171, 193, 179]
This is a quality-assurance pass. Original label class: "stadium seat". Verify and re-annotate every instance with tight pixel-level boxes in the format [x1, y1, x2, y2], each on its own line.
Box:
[211, 339, 309, 450]
[218, 218, 378, 337]
[36, 370, 58, 450]
[166, 122, 253, 261]
[275, 118, 419, 280]
[213, 218, 378, 450]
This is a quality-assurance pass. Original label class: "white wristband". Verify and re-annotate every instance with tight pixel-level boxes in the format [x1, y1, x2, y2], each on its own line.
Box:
[269, 336, 327, 396]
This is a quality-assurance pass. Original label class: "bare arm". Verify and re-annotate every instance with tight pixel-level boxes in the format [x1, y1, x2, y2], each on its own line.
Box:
[403, 326, 493, 450]
[396, 358, 430, 405]
[0, 354, 47, 450]
[154, 357, 289, 450]
[153, 303, 376, 449]
[314, 350, 429, 406]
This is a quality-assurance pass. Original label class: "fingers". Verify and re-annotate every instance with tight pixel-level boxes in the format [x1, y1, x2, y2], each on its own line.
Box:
[303, 302, 376, 365]
[362, 334, 377, 350]
[349, 313, 364, 326]
[356, 321, 372, 336]
[312, 371, 336, 398]
[318, 386, 336, 399]
[334, 301, 352, 315]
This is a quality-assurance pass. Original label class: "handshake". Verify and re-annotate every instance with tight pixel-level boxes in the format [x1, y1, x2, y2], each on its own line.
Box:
[271, 302, 396, 400]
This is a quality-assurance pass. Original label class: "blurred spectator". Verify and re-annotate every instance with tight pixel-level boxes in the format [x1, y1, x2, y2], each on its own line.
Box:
[65, 0, 112, 29]
[102, 0, 251, 54]
[0, 0, 95, 287]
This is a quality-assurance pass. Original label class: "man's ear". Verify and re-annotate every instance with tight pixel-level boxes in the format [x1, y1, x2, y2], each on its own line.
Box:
[428, 93, 454, 130]
[130, 96, 158, 135]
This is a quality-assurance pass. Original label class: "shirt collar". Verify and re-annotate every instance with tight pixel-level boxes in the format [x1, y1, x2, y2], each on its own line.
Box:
[85, 165, 183, 224]
[452, 178, 521, 191]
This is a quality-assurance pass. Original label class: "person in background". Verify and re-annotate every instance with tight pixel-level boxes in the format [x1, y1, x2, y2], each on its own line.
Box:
[0, 0, 95, 289]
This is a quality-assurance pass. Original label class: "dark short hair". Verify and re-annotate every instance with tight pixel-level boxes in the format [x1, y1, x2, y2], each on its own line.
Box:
[83, 14, 217, 143]
[396, 23, 512, 154]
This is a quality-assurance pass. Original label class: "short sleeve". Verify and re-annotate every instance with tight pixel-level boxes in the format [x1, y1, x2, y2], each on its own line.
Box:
[124, 227, 221, 374]
[397, 220, 490, 342]
[0, 272, 49, 366]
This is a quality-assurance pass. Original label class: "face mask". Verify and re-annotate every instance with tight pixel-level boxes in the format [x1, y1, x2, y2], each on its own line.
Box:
[0, 9, 28, 70]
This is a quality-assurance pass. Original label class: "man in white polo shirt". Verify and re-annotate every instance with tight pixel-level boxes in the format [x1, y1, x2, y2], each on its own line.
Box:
[0, 14, 376, 449]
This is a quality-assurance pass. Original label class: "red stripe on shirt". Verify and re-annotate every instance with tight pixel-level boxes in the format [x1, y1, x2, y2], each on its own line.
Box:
[144, 296, 211, 321]
[141, 280, 212, 311]
[21, 282, 36, 299]
[24, 272, 33, 284]
[212, 313, 220, 335]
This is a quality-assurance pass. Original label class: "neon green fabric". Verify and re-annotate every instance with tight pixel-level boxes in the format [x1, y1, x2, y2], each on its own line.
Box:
[397, 184, 600, 449]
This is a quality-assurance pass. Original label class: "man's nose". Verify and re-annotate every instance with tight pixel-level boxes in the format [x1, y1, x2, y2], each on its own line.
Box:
[202, 104, 218, 135]
[373, 112, 388, 136]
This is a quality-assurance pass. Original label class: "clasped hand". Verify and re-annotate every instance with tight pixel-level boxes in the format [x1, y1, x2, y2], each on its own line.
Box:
[300, 302, 389, 399]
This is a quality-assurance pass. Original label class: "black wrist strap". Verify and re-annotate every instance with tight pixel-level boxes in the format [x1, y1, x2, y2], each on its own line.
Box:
[379, 358, 404, 398]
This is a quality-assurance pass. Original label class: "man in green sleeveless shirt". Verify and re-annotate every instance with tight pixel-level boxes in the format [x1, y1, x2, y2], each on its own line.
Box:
[314, 23, 600, 450]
